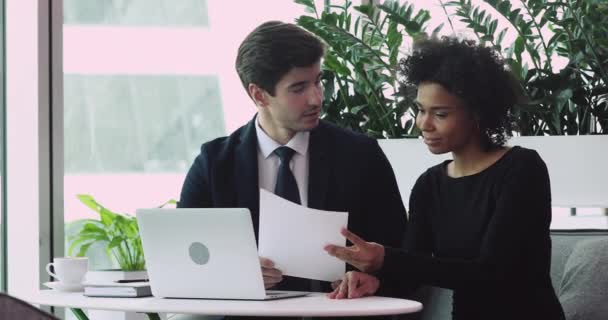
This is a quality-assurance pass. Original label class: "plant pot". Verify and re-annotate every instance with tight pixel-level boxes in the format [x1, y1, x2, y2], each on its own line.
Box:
[379, 135, 608, 230]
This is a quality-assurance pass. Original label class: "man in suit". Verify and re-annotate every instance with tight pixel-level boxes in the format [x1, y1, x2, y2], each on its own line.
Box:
[179, 20, 407, 299]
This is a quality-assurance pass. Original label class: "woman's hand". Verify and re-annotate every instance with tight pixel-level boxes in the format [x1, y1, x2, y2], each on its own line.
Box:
[324, 227, 385, 273]
[259, 257, 283, 289]
[327, 271, 380, 299]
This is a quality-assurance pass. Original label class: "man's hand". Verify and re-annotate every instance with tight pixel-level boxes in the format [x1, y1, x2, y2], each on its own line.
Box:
[324, 227, 385, 273]
[327, 271, 380, 299]
[260, 257, 283, 289]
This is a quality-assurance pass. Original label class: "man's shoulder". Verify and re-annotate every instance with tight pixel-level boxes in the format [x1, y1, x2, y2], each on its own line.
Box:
[198, 122, 253, 157]
[200, 134, 232, 153]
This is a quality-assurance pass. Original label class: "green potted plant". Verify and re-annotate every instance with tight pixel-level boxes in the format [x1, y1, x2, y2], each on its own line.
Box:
[67, 195, 172, 320]
[68, 194, 176, 280]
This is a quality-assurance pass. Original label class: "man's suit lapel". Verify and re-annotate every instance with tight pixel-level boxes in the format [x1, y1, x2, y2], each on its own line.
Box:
[308, 122, 330, 210]
[234, 117, 260, 230]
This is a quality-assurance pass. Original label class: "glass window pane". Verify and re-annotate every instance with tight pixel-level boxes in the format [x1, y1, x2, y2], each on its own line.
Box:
[64, 75, 224, 173]
[64, 0, 209, 26]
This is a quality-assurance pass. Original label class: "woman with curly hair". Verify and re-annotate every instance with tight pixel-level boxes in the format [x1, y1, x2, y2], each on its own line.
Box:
[324, 37, 565, 320]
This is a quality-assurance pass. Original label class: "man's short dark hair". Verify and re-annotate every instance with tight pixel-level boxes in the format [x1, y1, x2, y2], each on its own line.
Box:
[400, 37, 521, 149]
[236, 21, 325, 97]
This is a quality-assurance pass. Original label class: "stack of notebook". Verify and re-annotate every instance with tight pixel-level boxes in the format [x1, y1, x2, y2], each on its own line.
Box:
[83, 281, 152, 298]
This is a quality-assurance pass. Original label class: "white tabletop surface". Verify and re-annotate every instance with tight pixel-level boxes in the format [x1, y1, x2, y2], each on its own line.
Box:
[24, 290, 423, 317]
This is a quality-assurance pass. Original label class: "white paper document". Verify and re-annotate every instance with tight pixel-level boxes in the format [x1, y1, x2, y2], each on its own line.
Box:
[258, 189, 348, 282]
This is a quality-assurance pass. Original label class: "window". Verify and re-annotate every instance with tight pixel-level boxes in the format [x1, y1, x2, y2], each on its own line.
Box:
[63, 0, 326, 268]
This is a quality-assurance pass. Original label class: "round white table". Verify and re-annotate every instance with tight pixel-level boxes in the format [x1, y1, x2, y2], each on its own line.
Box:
[24, 290, 422, 318]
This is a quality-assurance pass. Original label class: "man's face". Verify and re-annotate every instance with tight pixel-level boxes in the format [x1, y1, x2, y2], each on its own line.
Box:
[260, 62, 323, 135]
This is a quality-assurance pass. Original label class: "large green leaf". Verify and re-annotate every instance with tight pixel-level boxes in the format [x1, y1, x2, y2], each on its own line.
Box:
[77, 242, 95, 258]
[99, 207, 116, 227]
[294, 0, 318, 15]
[324, 52, 351, 77]
[76, 194, 102, 213]
[108, 236, 126, 249]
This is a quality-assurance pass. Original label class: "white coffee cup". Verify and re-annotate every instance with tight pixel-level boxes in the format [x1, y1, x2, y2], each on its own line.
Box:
[45, 257, 88, 284]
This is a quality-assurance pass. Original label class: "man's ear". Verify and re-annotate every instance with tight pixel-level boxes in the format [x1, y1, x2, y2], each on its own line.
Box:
[248, 83, 268, 107]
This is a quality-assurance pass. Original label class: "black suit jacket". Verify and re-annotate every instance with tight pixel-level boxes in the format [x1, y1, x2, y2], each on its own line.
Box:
[179, 116, 407, 292]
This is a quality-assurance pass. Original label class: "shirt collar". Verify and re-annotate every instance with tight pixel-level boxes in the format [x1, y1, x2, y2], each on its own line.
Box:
[255, 117, 310, 159]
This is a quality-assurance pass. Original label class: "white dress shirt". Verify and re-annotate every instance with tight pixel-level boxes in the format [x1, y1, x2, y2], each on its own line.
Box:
[255, 119, 310, 207]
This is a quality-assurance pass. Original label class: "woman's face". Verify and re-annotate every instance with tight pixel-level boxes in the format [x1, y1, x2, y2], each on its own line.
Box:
[415, 82, 479, 155]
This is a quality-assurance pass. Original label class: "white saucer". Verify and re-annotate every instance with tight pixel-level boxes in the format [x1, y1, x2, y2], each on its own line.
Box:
[43, 281, 84, 292]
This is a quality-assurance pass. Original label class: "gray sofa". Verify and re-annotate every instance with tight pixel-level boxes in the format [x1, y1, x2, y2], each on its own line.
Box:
[401, 230, 608, 320]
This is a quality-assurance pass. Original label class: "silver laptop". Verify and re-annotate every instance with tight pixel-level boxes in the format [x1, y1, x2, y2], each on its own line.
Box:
[136, 208, 309, 300]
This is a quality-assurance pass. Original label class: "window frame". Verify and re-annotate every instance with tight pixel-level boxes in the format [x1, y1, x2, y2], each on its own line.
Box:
[5, 0, 63, 303]
[1, 0, 7, 293]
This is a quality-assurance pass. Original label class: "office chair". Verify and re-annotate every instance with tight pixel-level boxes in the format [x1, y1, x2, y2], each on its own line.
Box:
[0, 293, 58, 320]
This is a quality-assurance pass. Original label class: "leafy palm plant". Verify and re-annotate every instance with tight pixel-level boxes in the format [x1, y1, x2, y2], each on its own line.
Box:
[295, 0, 441, 138]
[68, 194, 176, 271]
[440, 0, 607, 135]
[295, 0, 607, 137]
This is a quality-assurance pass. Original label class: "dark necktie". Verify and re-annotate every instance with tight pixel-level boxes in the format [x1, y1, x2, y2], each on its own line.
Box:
[273, 147, 321, 295]
[274, 146, 301, 205]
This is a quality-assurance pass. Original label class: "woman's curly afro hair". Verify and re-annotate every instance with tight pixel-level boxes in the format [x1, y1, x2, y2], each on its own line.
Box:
[399, 37, 521, 149]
